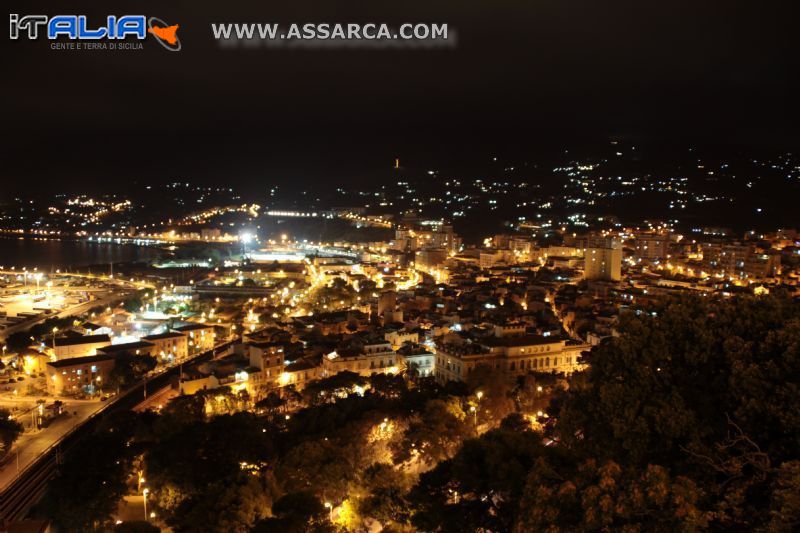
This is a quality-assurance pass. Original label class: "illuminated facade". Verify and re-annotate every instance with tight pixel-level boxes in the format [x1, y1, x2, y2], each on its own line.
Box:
[584, 239, 622, 282]
[434, 335, 588, 384]
[142, 332, 188, 360]
[322, 341, 400, 377]
[174, 323, 216, 352]
[53, 334, 111, 360]
[46, 354, 116, 395]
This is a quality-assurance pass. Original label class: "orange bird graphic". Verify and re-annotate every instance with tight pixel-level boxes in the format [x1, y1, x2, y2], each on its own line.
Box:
[148, 24, 179, 45]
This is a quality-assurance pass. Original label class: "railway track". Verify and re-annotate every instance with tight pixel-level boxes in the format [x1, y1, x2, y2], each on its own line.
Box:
[0, 339, 235, 528]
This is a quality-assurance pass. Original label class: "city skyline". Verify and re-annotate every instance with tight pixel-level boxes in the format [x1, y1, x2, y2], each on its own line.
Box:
[2, 2, 799, 531]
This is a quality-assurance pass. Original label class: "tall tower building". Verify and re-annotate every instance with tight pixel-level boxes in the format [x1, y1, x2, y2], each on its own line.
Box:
[377, 290, 397, 316]
[584, 237, 622, 281]
[635, 233, 670, 261]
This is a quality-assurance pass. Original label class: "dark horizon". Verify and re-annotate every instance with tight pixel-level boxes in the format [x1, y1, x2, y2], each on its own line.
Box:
[4, 0, 800, 196]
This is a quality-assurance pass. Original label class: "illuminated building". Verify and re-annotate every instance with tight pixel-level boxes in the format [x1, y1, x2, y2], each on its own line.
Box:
[142, 332, 188, 360]
[46, 354, 116, 395]
[584, 236, 622, 282]
[322, 340, 399, 378]
[701, 242, 781, 279]
[634, 233, 671, 261]
[174, 323, 216, 352]
[242, 341, 285, 392]
[377, 290, 397, 317]
[434, 335, 588, 384]
[53, 334, 111, 360]
[280, 359, 322, 391]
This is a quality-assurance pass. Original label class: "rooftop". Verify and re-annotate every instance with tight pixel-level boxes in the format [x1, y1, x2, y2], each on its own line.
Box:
[97, 341, 155, 354]
[285, 359, 318, 372]
[481, 334, 564, 348]
[54, 334, 111, 347]
[143, 332, 185, 341]
[48, 353, 116, 369]
[173, 323, 215, 332]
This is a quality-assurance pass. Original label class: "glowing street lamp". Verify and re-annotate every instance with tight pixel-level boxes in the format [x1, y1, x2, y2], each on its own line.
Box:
[240, 232, 253, 258]
[142, 488, 150, 521]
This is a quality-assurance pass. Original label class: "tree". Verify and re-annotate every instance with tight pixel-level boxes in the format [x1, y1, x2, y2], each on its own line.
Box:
[253, 491, 333, 533]
[255, 391, 286, 420]
[0, 408, 23, 457]
[156, 391, 207, 430]
[35, 414, 135, 531]
[409, 423, 545, 532]
[367, 372, 407, 399]
[144, 412, 274, 527]
[541, 294, 800, 530]
[355, 463, 413, 526]
[167, 475, 272, 532]
[357, 279, 377, 296]
[123, 291, 147, 313]
[114, 521, 160, 533]
[465, 365, 517, 424]
[277, 438, 356, 502]
[768, 460, 800, 531]
[392, 397, 473, 467]
[516, 460, 707, 532]
[556, 296, 798, 463]
[301, 371, 368, 406]
[400, 294, 800, 531]
[6, 316, 74, 352]
[107, 353, 157, 391]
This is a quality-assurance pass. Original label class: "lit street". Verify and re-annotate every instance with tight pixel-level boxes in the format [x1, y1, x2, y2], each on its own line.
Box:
[0, 399, 105, 492]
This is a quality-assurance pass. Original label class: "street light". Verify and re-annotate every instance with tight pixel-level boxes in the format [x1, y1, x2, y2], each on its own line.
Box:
[142, 488, 149, 521]
[473, 391, 484, 428]
[240, 232, 253, 258]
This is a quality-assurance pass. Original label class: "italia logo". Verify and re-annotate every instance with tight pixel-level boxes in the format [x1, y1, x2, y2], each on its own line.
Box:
[8, 14, 181, 51]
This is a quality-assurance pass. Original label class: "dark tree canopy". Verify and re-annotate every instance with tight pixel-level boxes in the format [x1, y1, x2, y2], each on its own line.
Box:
[409, 294, 800, 531]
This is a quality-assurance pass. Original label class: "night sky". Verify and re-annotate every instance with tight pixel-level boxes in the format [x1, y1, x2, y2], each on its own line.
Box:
[4, 0, 800, 196]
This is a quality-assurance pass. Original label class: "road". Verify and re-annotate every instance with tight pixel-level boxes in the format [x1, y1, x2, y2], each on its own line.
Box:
[0, 353, 199, 492]
[0, 338, 237, 526]
[0, 399, 105, 492]
[0, 338, 236, 492]
[548, 290, 583, 341]
[133, 385, 177, 413]
[116, 495, 146, 523]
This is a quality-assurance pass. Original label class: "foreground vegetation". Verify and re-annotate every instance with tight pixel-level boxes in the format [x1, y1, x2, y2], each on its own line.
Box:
[34, 294, 800, 531]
